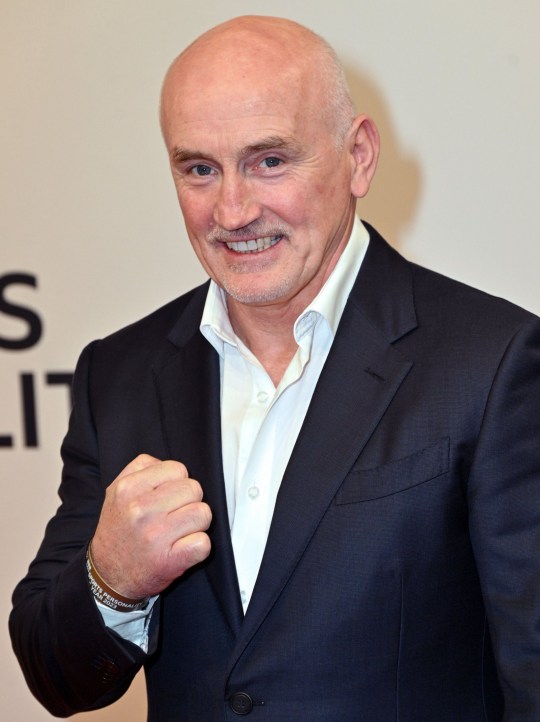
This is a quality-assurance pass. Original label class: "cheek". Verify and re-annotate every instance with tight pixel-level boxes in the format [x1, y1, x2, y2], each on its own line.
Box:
[176, 187, 215, 233]
[264, 183, 313, 228]
[320, 168, 349, 202]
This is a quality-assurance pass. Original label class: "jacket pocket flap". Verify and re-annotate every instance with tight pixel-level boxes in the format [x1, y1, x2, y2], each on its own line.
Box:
[336, 437, 450, 504]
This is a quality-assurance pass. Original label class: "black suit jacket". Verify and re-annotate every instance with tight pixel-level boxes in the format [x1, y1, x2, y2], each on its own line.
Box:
[10, 225, 540, 720]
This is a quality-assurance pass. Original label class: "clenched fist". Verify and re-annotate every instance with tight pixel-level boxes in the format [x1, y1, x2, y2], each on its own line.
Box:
[90, 454, 212, 599]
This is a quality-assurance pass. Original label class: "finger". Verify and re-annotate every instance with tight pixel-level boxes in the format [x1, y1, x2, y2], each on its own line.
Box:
[136, 478, 204, 514]
[162, 500, 212, 540]
[171, 530, 212, 575]
[114, 459, 191, 499]
[122, 481, 205, 529]
[144, 459, 191, 490]
[116, 453, 162, 481]
[142, 501, 212, 554]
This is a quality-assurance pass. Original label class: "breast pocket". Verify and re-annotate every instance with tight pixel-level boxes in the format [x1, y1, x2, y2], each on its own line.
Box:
[336, 437, 450, 505]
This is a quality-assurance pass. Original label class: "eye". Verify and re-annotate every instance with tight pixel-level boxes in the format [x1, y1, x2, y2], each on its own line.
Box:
[260, 157, 282, 168]
[190, 164, 214, 176]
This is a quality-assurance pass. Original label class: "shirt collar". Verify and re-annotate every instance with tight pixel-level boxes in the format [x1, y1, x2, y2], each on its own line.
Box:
[200, 216, 370, 356]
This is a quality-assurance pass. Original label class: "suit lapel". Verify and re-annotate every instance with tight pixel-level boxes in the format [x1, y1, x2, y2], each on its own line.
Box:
[153, 285, 244, 636]
[228, 226, 418, 665]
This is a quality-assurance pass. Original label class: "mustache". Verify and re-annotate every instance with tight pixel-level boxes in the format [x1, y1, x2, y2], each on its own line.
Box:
[207, 223, 287, 244]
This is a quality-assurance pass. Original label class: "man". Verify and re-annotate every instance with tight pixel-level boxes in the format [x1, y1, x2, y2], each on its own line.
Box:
[9, 15, 540, 721]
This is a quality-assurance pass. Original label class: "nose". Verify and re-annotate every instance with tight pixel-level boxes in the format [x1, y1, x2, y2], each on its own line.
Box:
[213, 172, 261, 231]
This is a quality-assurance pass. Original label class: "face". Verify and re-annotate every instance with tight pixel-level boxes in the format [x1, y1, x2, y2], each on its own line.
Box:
[161, 30, 375, 315]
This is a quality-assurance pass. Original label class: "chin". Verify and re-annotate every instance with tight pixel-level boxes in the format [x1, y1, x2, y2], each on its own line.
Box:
[221, 276, 295, 306]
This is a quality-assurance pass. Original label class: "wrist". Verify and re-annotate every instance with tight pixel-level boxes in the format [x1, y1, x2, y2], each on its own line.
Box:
[86, 543, 149, 613]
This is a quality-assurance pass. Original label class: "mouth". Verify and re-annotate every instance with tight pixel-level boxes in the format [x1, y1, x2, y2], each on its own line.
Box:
[225, 235, 282, 254]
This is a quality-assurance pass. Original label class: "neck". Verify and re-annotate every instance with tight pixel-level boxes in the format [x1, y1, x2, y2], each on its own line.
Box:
[227, 299, 301, 386]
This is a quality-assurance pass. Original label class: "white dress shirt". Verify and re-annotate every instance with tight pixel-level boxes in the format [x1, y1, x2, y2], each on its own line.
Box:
[98, 217, 369, 644]
[200, 217, 369, 611]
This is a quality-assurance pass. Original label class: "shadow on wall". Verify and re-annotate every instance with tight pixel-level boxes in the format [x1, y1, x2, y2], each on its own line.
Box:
[344, 63, 422, 252]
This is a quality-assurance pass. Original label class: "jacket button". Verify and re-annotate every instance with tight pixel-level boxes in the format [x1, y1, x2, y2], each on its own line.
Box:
[98, 659, 119, 685]
[230, 692, 253, 715]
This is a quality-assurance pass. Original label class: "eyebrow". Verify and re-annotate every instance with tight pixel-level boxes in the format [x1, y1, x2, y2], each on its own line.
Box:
[170, 135, 302, 164]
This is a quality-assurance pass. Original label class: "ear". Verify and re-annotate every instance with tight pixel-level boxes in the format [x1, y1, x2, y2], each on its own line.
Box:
[348, 115, 380, 198]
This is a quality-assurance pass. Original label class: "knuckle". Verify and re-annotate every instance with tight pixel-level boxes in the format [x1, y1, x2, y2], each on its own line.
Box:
[187, 477, 203, 500]
[127, 499, 145, 524]
[173, 501, 210, 537]
[164, 459, 189, 478]
[191, 532, 212, 561]
[140, 523, 161, 550]
[200, 502, 212, 529]
[174, 476, 202, 500]
[113, 476, 131, 502]
[191, 501, 211, 528]
[177, 533, 211, 572]
[131, 453, 158, 473]
[135, 453, 154, 465]
[177, 461, 189, 478]
[179, 503, 199, 529]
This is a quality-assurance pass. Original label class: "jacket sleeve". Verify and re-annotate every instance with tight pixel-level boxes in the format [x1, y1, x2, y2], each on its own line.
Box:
[468, 316, 540, 720]
[8, 342, 157, 717]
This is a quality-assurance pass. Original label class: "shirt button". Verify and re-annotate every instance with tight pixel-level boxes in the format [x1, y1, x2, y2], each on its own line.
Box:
[256, 390, 269, 404]
[240, 590, 247, 604]
[247, 486, 260, 499]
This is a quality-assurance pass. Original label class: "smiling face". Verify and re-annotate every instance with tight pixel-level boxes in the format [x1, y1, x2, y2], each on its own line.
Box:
[161, 17, 378, 316]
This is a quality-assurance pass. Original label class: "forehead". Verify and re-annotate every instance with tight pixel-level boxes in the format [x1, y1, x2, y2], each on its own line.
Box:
[167, 98, 302, 151]
[166, 70, 301, 122]
[164, 94, 333, 168]
[163, 87, 321, 161]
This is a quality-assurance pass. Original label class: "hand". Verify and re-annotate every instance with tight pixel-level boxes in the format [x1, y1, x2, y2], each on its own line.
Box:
[90, 454, 212, 599]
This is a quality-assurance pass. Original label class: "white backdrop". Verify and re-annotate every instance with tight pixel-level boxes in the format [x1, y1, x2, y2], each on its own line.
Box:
[2, 1, 539, 720]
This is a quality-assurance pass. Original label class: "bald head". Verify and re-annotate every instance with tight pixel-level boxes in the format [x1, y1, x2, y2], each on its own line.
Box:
[160, 16, 355, 148]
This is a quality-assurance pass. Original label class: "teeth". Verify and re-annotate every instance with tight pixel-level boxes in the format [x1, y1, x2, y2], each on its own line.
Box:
[226, 235, 281, 253]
